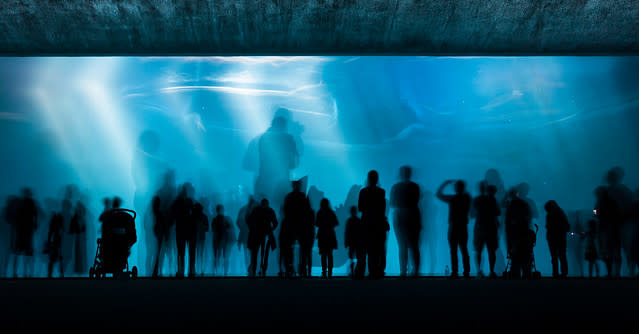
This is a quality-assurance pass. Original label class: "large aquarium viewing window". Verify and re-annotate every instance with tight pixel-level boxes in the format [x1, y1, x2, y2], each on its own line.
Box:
[1, 56, 638, 278]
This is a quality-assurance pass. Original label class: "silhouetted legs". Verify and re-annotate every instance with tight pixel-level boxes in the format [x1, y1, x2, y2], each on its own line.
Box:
[448, 228, 470, 277]
[354, 247, 366, 279]
[588, 260, 599, 278]
[260, 240, 271, 277]
[321, 251, 333, 278]
[548, 240, 568, 277]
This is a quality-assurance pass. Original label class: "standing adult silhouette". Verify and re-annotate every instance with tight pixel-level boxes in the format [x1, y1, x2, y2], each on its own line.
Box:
[358, 170, 389, 279]
[282, 180, 314, 278]
[390, 166, 421, 277]
[437, 180, 471, 278]
[544, 200, 570, 278]
[471, 182, 501, 278]
[316, 198, 338, 279]
[247, 198, 278, 278]
[172, 183, 196, 278]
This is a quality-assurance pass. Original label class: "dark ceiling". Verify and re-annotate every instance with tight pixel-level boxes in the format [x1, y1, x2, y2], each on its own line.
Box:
[1, 0, 638, 56]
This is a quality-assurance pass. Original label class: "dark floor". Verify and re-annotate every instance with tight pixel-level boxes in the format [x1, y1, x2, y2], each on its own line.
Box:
[1, 276, 638, 332]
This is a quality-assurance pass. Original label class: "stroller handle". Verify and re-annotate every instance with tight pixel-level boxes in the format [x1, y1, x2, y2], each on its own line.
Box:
[111, 208, 137, 220]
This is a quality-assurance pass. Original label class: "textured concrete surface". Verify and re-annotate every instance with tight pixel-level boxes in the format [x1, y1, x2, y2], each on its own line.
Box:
[0, 0, 638, 55]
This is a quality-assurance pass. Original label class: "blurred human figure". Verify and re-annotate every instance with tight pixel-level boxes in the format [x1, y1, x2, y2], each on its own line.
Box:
[437, 180, 471, 278]
[69, 198, 87, 275]
[484, 169, 508, 276]
[505, 188, 534, 279]
[359, 170, 389, 279]
[248, 198, 278, 278]
[237, 196, 257, 275]
[191, 203, 209, 276]
[45, 211, 64, 278]
[150, 170, 177, 277]
[316, 198, 338, 279]
[344, 206, 365, 278]
[582, 219, 599, 278]
[244, 111, 300, 217]
[471, 182, 501, 278]
[390, 165, 421, 277]
[545, 200, 569, 278]
[604, 167, 633, 276]
[172, 183, 196, 278]
[282, 180, 314, 278]
[8, 188, 38, 278]
[595, 186, 622, 278]
[628, 189, 639, 277]
[212, 205, 233, 276]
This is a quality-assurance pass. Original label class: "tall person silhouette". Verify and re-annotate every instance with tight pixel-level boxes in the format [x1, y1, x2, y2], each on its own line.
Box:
[358, 170, 389, 279]
[437, 180, 471, 278]
[390, 166, 421, 277]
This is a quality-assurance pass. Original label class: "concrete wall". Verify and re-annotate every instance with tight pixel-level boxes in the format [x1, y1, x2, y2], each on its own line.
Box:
[1, 0, 637, 55]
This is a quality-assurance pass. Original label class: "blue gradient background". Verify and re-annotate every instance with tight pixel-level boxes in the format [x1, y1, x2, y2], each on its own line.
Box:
[0, 56, 638, 277]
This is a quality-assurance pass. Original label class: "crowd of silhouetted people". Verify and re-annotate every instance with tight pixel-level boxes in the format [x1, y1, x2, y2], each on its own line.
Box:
[2, 164, 639, 280]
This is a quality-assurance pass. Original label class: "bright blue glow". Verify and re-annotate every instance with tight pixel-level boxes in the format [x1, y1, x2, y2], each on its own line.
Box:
[0, 56, 638, 277]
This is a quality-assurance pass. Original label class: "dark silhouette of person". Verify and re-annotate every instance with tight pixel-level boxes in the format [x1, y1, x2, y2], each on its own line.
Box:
[583, 219, 600, 278]
[390, 165, 421, 277]
[595, 186, 622, 278]
[237, 196, 257, 275]
[316, 198, 338, 279]
[244, 112, 300, 218]
[505, 188, 533, 279]
[282, 180, 314, 278]
[545, 200, 570, 278]
[471, 182, 501, 278]
[212, 205, 233, 276]
[69, 198, 87, 275]
[604, 167, 633, 276]
[46, 212, 64, 278]
[629, 189, 639, 277]
[247, 198, 278, 278]
[437, 180, 471, 278]
[484, 169, 508, 276]
[344, 206, 365, 278]
[359, 170, 389, 279]
[9, 188, 38, 278]
[172, 183, 196, 278]
[190, 202, 208, 276]
[150, 170, 176, 277]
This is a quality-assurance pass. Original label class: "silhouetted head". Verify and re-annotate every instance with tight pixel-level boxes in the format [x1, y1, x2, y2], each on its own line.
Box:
[261, 198, 269, 208]
[292, 180, 302, 192]
[112, 196, 122, 209]
[21, 187, 33, 198]
[216, 204, 224, 215]
[102, 197, 111, 209]
[399, 165, 412, 182]
[271, 116, 287, 132]
[544, 200, 559, 213]
[367, 170, 379, 187]
[350, 206, 357, 217]
[487, 185, 498, 197]
[478, 181, 487, 195]
[606, 166, 625, 185]
[182, 182, 195, 199]
[516, 182, 530, 197]
[454, 180, 466, 194]
[320, 198, 330, 210]
[193, 203, 203, 214]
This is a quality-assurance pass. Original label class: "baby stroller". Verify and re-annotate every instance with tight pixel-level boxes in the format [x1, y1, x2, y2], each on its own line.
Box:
[503, 224, 542, 279]
[89, 208, 138, 279]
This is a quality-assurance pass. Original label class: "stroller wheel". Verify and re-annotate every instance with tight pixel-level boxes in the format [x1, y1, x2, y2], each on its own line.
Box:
[131, 266, 138, 279]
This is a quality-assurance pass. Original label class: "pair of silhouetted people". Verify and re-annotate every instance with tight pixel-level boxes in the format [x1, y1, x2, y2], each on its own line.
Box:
[4, 188, 38, 278]
[437, 180, 471, 278]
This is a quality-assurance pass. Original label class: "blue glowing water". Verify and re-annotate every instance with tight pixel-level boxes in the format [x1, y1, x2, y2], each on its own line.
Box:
[0, 56, 638, 277]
